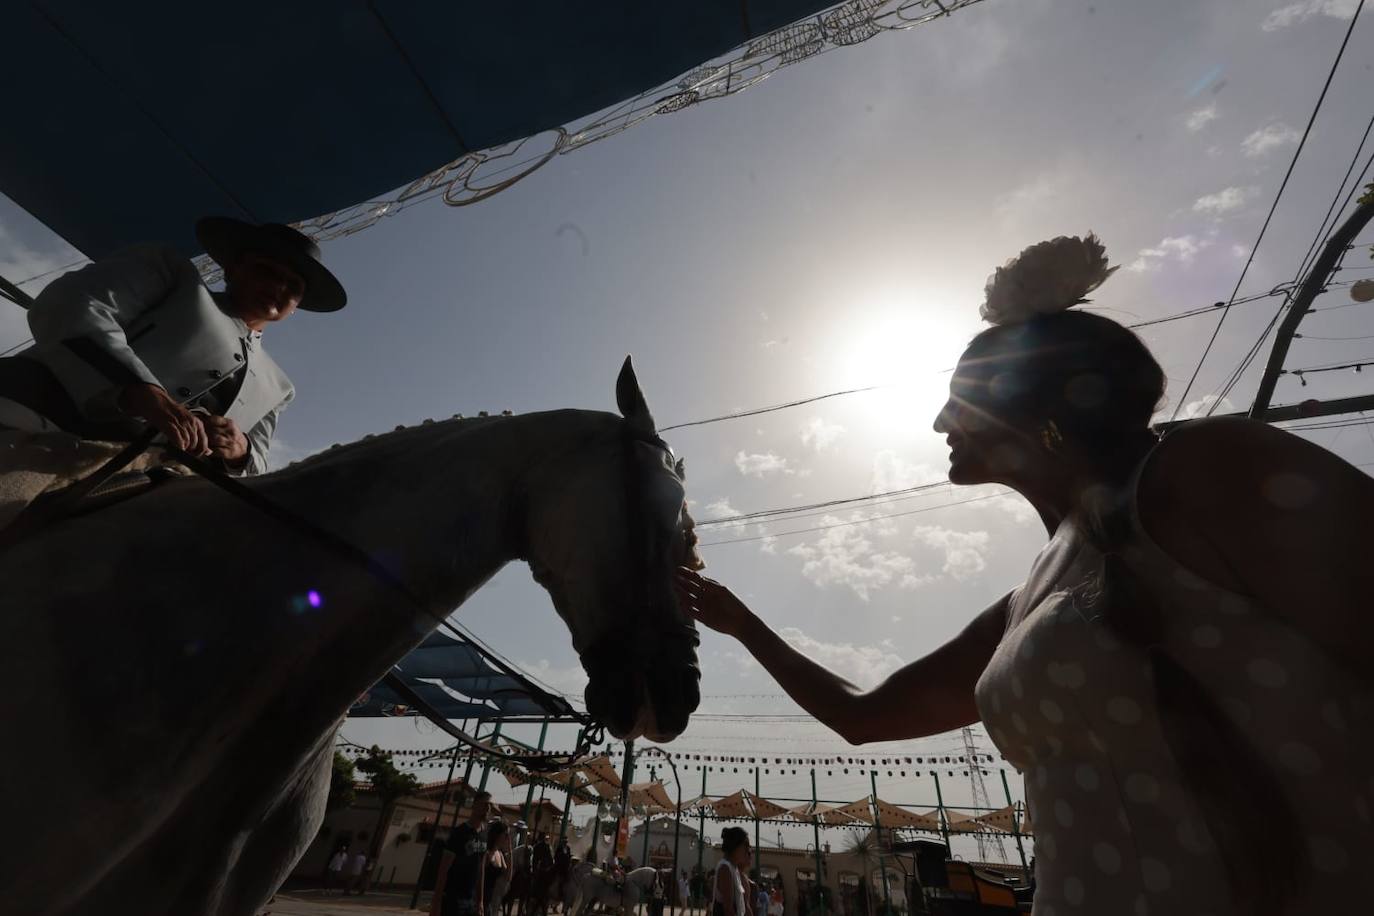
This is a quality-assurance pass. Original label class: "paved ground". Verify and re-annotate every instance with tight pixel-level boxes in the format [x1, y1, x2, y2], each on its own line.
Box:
[264, 893, 710, 916]
[263, 888, 433, 915]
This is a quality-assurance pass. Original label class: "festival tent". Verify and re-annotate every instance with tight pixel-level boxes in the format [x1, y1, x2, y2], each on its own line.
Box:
[629, 781, 675, 811]
[579, 755, 624, 799]
[871, 799, 944, 833]
[741, 789, 791, 819]
[0, 0, 849, 261]
[709, 790, 755, 819]
[968, 804, 1026, 835]
[833, 799, 877, 824]
[788, 803, 860, 826]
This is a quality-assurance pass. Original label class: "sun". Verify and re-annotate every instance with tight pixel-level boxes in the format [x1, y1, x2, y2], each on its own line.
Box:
[828, 294, 974, 442]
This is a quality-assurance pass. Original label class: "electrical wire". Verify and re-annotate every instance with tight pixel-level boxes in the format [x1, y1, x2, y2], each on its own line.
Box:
[1172, 0, 1365, 420]
[698, 491, 1013, 547]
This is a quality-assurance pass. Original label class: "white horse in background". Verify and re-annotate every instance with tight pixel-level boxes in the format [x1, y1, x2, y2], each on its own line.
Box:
[569, 862, 660, 916]
[1, 358, 703, 915]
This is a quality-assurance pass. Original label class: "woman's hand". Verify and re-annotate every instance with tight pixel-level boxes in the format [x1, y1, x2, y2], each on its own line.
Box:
[675, 568, 754, 638]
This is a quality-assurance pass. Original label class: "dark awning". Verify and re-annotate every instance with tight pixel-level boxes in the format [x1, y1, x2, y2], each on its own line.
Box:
[349, 631, 582, 722]
[1, 0, 837, 259]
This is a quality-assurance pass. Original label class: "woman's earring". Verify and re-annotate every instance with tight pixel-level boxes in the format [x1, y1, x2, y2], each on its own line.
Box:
[1040, 420, 1064, 454]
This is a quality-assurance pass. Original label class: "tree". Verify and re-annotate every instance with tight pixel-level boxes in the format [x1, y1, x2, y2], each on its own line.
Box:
[328, 751, 357, 812]
[356, 745, 421, 862]
[844, 832, 878, 916]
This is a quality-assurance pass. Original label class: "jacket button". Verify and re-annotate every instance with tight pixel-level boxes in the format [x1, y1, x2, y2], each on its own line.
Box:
[209, 369, 222, 378]
[233, 353, 244, 362]
[177, 386, 191, 396]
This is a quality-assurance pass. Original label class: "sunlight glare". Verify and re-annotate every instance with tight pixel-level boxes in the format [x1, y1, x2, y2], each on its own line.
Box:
[830, 295, 973, 441]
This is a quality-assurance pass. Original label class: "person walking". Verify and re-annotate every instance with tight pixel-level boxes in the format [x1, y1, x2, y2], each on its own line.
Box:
[484, 821, 511, 916]
[324, 843, 347, 893]
[712, 829, 751, 916]
[344, 847, 369, 895]
[676, 233, 1374, 916]
[431, 789, 493, 916]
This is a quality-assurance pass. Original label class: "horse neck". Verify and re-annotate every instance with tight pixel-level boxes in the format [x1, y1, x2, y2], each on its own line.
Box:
[255, 409, 617, 615]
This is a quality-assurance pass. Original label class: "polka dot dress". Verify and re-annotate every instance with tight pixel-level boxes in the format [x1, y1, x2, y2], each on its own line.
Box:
[974, 476, 1374, 915]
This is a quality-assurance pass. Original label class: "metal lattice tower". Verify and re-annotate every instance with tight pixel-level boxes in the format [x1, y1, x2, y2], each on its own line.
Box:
[961, 727, 1007, 863]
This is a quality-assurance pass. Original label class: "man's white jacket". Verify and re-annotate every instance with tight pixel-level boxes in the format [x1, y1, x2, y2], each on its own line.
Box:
[22, 244, 293, 475]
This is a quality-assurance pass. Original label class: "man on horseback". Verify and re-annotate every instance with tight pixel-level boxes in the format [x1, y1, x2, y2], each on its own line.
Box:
[0, 217, 346, 474]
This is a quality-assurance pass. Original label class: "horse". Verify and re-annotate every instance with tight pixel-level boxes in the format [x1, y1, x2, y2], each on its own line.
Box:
[1, 358, 703, 915]
[569, 862, 660, 916]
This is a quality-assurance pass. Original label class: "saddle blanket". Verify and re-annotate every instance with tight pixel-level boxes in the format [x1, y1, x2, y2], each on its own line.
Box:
[0, 429, 188, 531]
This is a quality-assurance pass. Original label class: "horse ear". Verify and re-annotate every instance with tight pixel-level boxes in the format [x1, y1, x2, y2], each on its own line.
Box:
[616, 355, 657, 434]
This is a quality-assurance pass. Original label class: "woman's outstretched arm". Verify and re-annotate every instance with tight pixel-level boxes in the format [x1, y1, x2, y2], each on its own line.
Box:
[675, 569, 1012, 744]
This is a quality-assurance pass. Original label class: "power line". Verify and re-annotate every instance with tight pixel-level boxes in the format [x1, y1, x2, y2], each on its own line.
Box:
[1172, 0, 1365, 420]
[698, 490, 1012, 547]
[696, 479, 954, 527]
[1292, 112, 1374, 284]
[661, 385, 884, 432]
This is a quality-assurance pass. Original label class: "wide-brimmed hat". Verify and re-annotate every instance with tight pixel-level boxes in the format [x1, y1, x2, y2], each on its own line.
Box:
[195, 217, 347, 312]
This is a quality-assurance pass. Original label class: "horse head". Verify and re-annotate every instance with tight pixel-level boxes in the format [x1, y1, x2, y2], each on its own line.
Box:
[523, 356, 703, 742]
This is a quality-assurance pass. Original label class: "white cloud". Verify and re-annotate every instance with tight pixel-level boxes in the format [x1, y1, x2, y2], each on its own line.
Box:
[1231, 243, 1250, 259]
[1126, 235, 1212, 273]
[871, 450, 945, 492]
[265, 440, 324, 471]
[911, 525, 991, 580]
[1193, 186, 1259, 216]
[735, 451, 791, 477]
[1186, 103, 1218, 132]
[511, 658, 589, 696]
[800, 417, 845, 452]
[700, 497, 778, 553]
[788, 515, 927, 600]
[1241, 122, 1301, 158]
[776, 627, 904, 689]
[1262, 0, 1359, 31]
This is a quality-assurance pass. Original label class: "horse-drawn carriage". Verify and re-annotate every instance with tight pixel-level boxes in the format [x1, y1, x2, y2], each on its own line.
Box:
[902, 840, 1032, 915]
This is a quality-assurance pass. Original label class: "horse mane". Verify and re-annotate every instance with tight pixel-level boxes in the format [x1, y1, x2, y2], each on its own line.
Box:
[262, 408, 623, 481]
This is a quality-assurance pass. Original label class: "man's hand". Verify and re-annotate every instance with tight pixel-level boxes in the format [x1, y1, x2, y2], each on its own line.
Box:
[203, 414, 250, 465]
[117, 383, 210, 455]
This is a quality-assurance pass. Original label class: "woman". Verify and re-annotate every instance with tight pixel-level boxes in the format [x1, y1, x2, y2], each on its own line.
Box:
[713, 828, 752, 916]
[484, 821, 510, 916]
[677, 234, 1374, 915]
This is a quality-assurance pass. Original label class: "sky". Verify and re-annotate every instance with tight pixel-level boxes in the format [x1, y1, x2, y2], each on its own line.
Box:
[4, 0, 1373, 861]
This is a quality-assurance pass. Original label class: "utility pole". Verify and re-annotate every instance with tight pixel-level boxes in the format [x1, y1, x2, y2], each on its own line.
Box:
[961, 728, 1006, 863]
[1251, 196, 1374, 418]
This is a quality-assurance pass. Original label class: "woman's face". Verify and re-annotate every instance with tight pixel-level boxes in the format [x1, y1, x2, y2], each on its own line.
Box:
[732, 841, 753, 867]
[933, 346, 1041, 486]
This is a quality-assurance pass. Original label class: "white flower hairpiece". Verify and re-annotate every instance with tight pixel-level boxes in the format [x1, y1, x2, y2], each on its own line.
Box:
[980, 233, 1118, 325]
